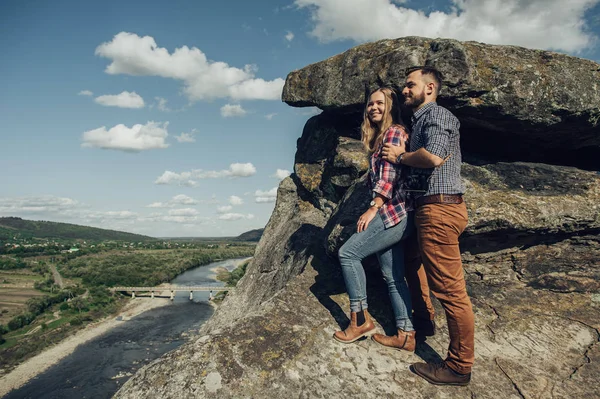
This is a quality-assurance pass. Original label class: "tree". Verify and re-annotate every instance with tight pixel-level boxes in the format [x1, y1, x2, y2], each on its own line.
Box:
[71, 297, 85, 313]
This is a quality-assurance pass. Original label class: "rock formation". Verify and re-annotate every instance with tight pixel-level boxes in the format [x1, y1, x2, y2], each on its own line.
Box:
[116, 37, 600, 398]
[283, 36, 600, 169]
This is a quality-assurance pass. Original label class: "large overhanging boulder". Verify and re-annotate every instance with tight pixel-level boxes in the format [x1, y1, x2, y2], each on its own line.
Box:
[283, 37, 600, 169]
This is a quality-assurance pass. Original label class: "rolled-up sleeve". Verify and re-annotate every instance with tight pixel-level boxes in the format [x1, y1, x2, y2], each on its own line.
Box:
[373, 176, 394, 199]
[372, 126, 406, 199]
[423, 109, 457, 159]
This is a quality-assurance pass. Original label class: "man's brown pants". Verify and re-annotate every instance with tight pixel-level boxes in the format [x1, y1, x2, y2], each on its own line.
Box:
[405, 201, 475, 374]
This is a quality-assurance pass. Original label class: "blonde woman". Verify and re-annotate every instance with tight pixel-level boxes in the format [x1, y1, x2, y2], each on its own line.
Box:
[333, 87, 416, 352]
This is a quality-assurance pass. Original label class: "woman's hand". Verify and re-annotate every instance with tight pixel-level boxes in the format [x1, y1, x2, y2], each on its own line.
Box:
[357, 207, 379, 233]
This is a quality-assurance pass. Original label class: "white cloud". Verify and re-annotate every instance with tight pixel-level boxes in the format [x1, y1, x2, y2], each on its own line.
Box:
[155, 96, 170, 111]
[175, 131, 196, 143]
[218, 213, 255, 221]
[160, 216, 201, 223]
[154, 163, 256, 186]
[147, 202, 169, 208]
[220, 104, 247, 118]
[78, 90, 93, 96]
[142, 214, 205, 224]
[146, 194, 199, 208]
[168, 208, 199, 217]
[171, 194, 198, 205]
[95, 91, 145, 109]
[255, 187, 278, 203]
[272, 169, 291, 180]
[285, 31, 295, 41]
[229, 195, 243, 206]
[227, 78, 285, 101]
[226, 163, 257, 177]
[95, 32, 284, 101]
[154, 171, 198, 186]
[86, 211, 138, 220]
[82, 121, 169, 152]
[265, 113, 277, 120]
[293, 0, 599, 52]
[192, 163, 257, 179]
[0, 196, 79, 214]
[139, 208, 208, 224]
[217, 205, 233, 213]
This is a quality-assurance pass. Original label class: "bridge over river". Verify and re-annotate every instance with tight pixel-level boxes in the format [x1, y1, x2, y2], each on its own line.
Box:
[110, 286, 235, 300]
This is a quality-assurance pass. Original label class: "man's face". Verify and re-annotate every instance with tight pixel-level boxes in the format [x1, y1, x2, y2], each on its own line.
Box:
[402, 71, 427, 110]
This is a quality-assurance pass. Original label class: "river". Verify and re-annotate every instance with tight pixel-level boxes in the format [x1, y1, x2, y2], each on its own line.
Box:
[2, 257, 249, 399]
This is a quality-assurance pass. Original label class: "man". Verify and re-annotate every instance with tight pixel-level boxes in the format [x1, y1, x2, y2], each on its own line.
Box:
[381, 66, 474, 386]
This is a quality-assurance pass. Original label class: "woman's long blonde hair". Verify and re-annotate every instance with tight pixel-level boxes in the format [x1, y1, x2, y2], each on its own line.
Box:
[361, 87, 403, 153]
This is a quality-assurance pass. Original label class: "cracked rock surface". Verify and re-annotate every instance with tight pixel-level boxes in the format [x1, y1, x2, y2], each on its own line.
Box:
[115, 254, 600, 399]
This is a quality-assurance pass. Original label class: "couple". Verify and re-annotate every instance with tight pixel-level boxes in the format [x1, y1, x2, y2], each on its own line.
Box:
[333, 66, 474, 386]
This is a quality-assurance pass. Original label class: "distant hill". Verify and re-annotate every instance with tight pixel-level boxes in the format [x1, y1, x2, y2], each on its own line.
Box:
[234, 228, 264, 242]
[0, 217, 154, 242]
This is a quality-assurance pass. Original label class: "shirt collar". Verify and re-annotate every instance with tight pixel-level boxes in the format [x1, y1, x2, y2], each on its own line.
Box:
[411, 101, 437, 123]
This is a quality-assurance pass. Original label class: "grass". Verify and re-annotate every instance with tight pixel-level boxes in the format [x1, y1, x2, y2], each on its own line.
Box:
[46, 317, 70, 329]
[4, 325, 36, 338]
[0, 336, 18, 350]
[0, 273, 44, 281]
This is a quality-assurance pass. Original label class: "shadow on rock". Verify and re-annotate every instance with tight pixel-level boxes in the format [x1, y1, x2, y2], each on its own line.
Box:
[309, 241, 401, 336]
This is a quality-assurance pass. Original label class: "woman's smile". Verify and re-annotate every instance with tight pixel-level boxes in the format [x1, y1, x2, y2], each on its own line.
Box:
[367, 91, 386, 124]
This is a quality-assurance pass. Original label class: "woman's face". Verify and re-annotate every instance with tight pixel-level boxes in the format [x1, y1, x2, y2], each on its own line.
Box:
[367, 91, 386, 125]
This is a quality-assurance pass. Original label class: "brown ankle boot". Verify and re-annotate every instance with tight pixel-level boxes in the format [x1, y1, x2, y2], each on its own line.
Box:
[333, 310, 376, 343]
[411, 362, 471, 386]
[372, 329, 416, 352]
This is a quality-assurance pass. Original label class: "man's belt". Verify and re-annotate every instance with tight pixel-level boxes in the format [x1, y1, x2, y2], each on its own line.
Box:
[415, 194, 463, 207]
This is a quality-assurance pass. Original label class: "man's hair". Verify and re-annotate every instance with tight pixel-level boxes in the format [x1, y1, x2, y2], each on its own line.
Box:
[405, 66, 443, 95]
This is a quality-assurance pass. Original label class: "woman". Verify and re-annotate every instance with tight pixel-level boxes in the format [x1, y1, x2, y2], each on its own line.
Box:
[333, 87, 416, 352]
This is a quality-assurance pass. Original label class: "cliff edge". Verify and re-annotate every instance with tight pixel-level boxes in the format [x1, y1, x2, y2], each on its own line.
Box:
[116, 37, 600, 399]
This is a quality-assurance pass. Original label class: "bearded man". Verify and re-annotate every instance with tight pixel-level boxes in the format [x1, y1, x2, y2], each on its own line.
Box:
[382, 66, 474, 386]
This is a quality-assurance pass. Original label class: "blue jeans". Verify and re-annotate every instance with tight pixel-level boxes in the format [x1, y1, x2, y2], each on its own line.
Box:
[338, 212, 414, 331]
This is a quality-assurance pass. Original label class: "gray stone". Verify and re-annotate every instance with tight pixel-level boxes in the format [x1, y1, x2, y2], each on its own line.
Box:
[204, 372, 222, 393]
[203, 176, 328, 332]
[283, 37, 600, 169]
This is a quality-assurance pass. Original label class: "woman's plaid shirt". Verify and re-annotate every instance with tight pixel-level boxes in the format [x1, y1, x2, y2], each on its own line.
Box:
[368, 125, 411, 229]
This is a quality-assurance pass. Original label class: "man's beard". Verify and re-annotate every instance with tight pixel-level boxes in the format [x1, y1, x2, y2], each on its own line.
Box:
[404, 92, 426, 109]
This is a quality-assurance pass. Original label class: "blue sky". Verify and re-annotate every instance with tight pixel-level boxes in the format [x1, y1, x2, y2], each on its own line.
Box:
[1, 0, 599, 237]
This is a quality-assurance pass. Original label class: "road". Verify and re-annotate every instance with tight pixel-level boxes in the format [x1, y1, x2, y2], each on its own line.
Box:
[49, 264, 64, 288]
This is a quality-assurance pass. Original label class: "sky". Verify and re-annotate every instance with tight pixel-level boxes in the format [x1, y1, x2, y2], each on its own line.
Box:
[1, 0, 599, 238]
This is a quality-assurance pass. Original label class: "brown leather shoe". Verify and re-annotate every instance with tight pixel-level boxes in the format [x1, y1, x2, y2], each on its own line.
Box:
[411, 362, 471, 386]
[333, 310, 376, 343]
[372, 329, 416, 352]
[413, 315, 436, 338]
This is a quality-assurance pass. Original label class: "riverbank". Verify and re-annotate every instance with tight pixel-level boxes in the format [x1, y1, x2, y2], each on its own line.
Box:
[0, 296, 170, 397]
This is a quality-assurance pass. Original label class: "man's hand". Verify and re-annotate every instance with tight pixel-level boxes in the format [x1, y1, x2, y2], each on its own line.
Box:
[357, 207, 378, 233]
[381, 140, 405, 164]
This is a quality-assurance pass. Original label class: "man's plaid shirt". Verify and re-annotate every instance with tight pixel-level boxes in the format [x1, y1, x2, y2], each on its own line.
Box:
[409, 102, 465, 197]
[369, 125, 410, 229]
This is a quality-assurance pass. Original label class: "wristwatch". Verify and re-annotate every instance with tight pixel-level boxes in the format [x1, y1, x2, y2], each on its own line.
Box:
[396, 152, 406, 164]
[369, 200, 382, 209]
